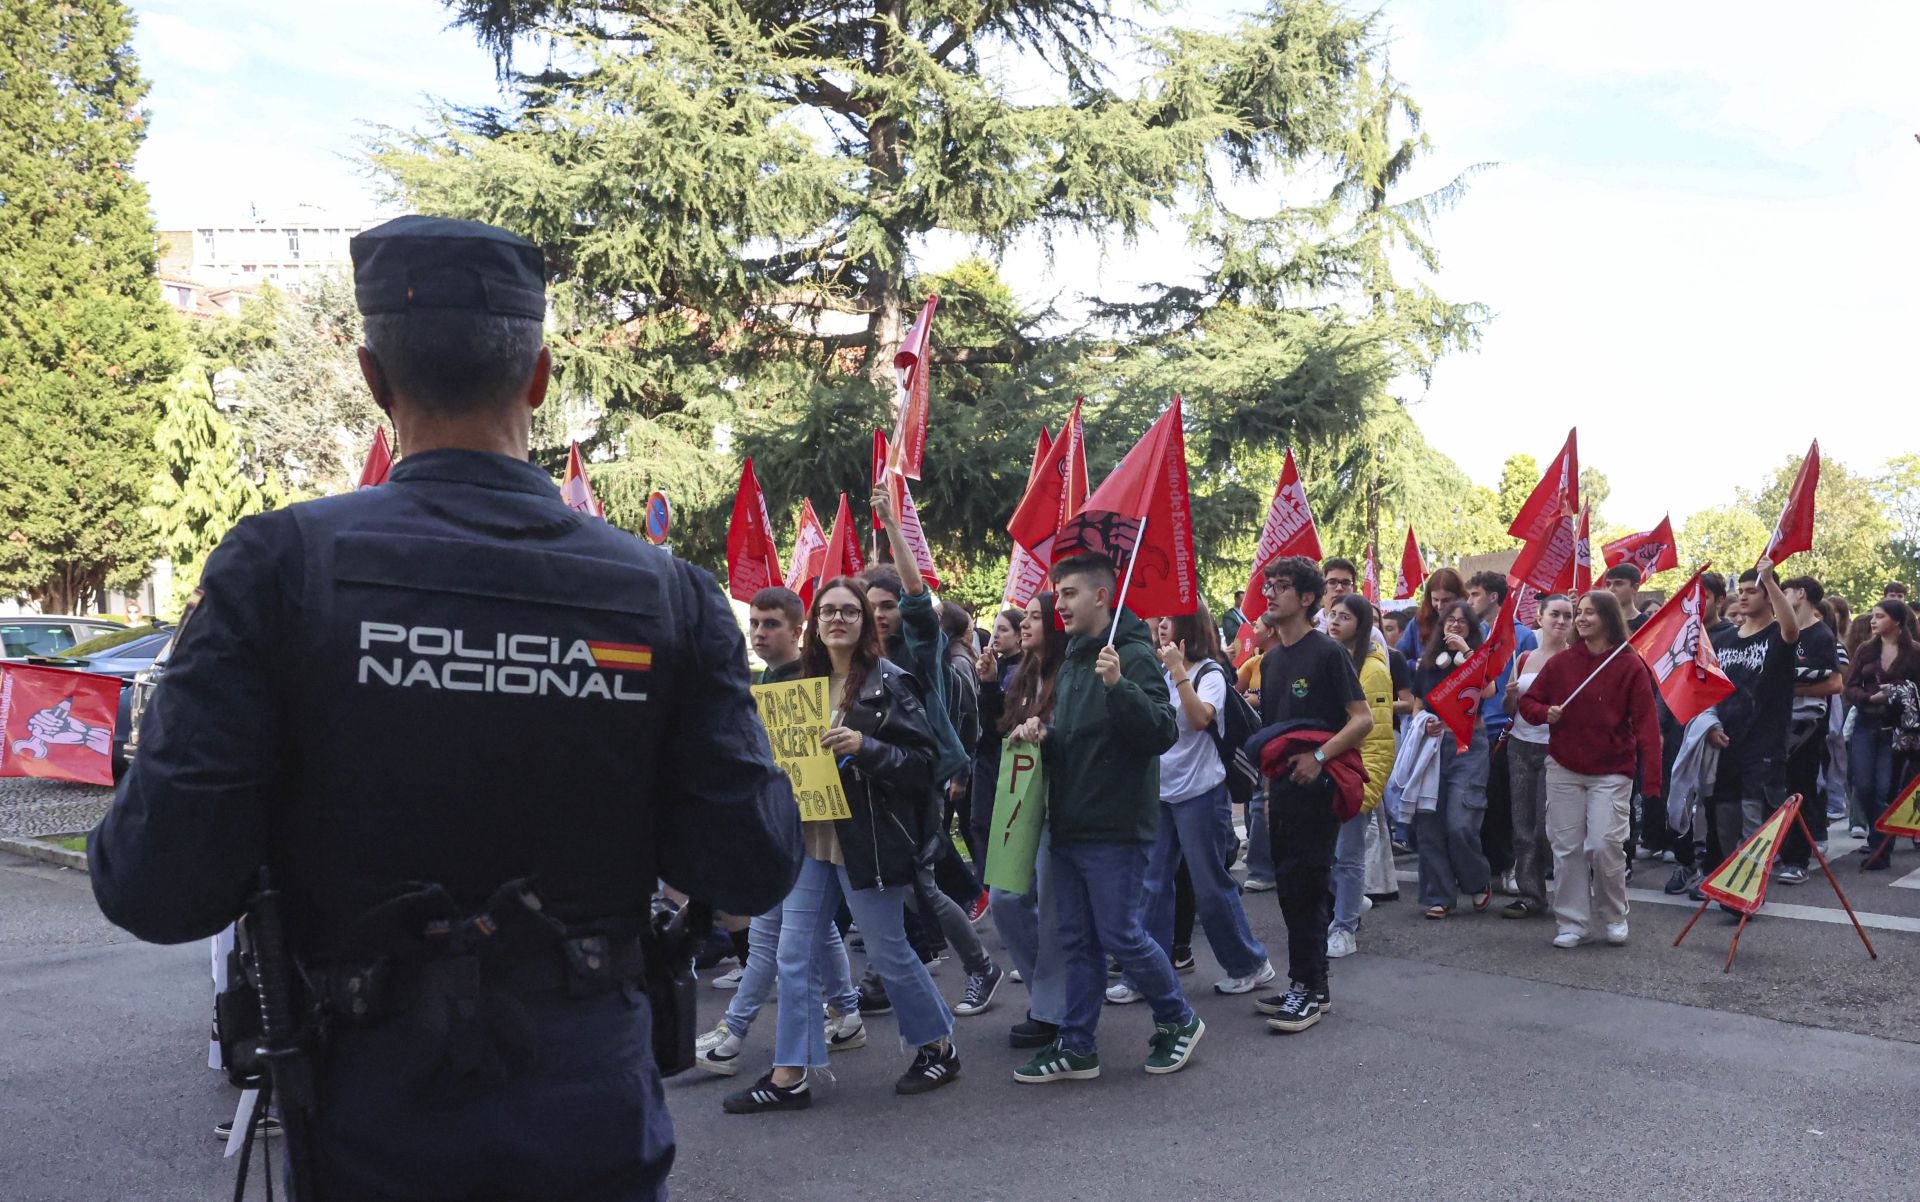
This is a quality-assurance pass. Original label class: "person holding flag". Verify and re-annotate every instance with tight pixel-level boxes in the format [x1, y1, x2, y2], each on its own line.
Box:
[1842, 599, 1919, 870]
[1517, 591, 1663, 948]
[1408, 601, 1496, 918]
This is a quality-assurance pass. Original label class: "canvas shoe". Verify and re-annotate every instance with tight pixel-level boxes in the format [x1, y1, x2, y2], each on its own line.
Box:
[955, 963, 1005, 1017]
[1242, 877, 1277, 893]
[1105, 981, 1144, 1005]
[1254, 985, 1331, 1017]
[723, 1072, 810, 1114]
[709, 965, 746, 990]
[1776, 865, 1809, 886]
[695, 1019, 736, 1053]
[1605, 921, 1629, 946]
[1215, 959, 1277, 994]
[826, 1011, 867, 1053]
[1552, 929, 1590, 949]
[895, 1040, 960, 1095]
[1014, 1041, 1100, 1084]
[1144, 1013, 1206, 1075]
[1263, 984, 1325, 1033]
[695, 1029, 745, 1076]
[1326, 929, 1357, 959]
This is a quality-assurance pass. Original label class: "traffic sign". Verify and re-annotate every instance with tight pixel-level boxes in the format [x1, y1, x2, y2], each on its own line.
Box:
[644, 490, 672, 545]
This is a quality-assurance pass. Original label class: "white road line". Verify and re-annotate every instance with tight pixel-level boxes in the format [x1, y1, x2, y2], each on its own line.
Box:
[1390, 869, 1920, 935]
[1888, 865, 1920, 891]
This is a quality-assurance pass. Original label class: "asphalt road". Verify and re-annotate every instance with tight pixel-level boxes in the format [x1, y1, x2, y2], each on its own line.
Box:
[6, 842, 1919, 1202]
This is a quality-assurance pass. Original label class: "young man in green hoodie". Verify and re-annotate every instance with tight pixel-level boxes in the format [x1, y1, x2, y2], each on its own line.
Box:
[1009, 552, 1203, 1082]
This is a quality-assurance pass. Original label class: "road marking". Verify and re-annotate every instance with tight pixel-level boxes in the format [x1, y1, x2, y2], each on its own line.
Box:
[1890, 865, 1920, 891]
[1390, 869, 1920, 935]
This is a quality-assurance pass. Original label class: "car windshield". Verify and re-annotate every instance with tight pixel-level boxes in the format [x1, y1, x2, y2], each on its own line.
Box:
[63, 626, 168, 659]
[2, 622, 102, 658]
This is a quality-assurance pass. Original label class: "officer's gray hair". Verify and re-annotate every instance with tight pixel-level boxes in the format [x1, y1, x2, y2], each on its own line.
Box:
[362, 310, 545, 414]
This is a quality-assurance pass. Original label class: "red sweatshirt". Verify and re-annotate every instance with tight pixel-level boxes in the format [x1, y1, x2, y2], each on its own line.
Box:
[1517, 641, 1664, 796]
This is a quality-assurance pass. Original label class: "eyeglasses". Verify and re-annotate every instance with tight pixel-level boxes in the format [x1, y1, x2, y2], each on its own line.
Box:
[818, 606, 863, 623]
[1266, 580, 1296, 594]
[1326, 578, 1355, 590]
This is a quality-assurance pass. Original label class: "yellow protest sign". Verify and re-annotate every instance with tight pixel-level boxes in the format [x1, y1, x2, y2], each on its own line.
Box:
[1874, 775, 1920, 838]
[1700, 796, 1796, 914]
[751, 677, 851, 822]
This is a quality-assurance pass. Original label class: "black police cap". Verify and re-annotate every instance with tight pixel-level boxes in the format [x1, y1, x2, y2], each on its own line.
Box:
[351, 215, 547, 320]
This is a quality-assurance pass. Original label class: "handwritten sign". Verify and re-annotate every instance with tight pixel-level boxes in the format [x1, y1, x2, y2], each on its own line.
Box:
[751, 677, 851, 821]
[982, 738, 1047, 895]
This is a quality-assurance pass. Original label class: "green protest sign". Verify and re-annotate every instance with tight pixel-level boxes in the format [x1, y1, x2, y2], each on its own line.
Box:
[982, 737, 1046, 894]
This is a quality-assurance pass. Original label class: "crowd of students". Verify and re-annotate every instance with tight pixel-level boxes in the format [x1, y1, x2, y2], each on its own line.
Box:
[695, 488, 1920, 1113]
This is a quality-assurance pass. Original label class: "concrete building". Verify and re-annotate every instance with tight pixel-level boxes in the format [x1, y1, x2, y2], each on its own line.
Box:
[157, 204, 380, 291]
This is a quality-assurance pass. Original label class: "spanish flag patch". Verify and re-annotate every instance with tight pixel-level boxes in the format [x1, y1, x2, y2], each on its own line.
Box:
[585, 641, 653, 671]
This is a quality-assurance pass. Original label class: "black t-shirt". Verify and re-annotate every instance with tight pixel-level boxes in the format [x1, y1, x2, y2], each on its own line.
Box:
[1710, 621, 1798, 765]
[1388, 649, 1411, 698]
[1627, 612, 1649, 634]
[1791, 620, 1843, 723]
[1259, 629, 1364, 730]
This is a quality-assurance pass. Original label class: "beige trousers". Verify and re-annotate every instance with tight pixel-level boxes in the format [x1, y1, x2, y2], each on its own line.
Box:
[1544, 760, 1632, 936]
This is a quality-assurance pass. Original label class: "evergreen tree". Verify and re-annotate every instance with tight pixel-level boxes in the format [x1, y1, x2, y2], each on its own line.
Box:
[376, 0, 1480, 578]
[228, 271, 375, 497]
[147, 365, 268, 615]
[0, 0, 181, 612]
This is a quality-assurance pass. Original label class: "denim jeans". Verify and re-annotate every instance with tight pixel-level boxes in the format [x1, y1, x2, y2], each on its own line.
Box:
[774, 858, 952, 1069]
[1329, 809, 1370, 935]
[1143, 784, 1267, 978]
[1245, 791, 1275, 884]
[724, 907, 860, 1039]
[1849, 726, 1901, 859]
[1415, 725, 1491, 908]
[988, 829, 1068, 1025]
[1052, 840, 1193, 1056]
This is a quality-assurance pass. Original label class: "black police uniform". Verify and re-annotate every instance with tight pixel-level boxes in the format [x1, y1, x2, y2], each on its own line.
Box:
[90, 215, 803, 1201]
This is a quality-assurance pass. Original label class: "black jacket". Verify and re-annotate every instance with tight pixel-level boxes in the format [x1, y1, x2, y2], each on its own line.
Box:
[833, 658, 941, 890]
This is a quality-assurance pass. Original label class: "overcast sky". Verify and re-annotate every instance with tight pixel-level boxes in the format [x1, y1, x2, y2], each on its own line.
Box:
[128, 0, 1918, 530]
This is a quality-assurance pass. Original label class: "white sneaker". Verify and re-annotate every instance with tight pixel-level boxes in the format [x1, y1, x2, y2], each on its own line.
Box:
[1850, 825, 1868, 839]
[1009, 968, 1023, 983]
[1214, 960, 1277, 994]
[1242, 878, 1277, 893]
[1326, 929, 1357, 959]
[1501, 871, 1519, 894]
[1104, 982, 1143, 1005]
[710, 965, 746, 990]
[1605, 921, 1629, 946]
[826, 1011, 867, 1053]
[694, 1030, 744, 1076]
[695, 1019, 735, 1053]
[1551, 930, 1588, 950]
[1359, 895, 1373, 915]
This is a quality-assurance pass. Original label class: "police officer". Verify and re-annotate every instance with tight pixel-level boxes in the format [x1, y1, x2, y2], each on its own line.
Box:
[90, 215, 803, 1200]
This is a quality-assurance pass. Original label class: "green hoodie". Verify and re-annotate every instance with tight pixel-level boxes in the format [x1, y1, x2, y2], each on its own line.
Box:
[1042, 609, 1179, 845]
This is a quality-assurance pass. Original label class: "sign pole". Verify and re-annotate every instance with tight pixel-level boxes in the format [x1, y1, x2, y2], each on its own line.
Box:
[1803, 810, 1876, 958]
[1106, 512, 1148, 649]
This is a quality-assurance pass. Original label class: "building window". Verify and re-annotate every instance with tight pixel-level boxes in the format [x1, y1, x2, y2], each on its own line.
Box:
[198, 229, 214, 258]
[241, 264, 256, 274]
[287, 229, 301, 259]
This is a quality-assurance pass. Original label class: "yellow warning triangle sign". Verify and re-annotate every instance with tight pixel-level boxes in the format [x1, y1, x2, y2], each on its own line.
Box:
[1876, 775, 1920, 839]
[1700, 796, 1799, 914]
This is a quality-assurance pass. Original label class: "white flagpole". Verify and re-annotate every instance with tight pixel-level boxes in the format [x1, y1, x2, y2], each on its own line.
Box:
[1107, 512, 1149, 648]
[1560, 640, 1629, 709]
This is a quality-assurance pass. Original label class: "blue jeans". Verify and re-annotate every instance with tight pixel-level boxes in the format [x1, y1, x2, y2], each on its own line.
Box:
[1245, 791, 1275, 883]
[1849, 726, 1901, 859]
[1415, 726, 1491, 908]
[1329, 809, 1371, 934]
[1052, 840, 1193, 1056]
[774, 858, 952, 1069]
[1143, 784, 1267, 978]
[724, 907, 859, 1039]
[987, 828, 1068, 1025]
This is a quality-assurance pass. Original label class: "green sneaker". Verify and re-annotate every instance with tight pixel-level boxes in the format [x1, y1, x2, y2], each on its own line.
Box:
[1144, 1013, 1205, 1075]
[1013, 1040, 1100, 1084]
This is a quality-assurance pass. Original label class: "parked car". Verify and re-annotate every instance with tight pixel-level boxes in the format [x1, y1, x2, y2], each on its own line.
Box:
[18, 624, 174, 777]
[122, 631, 177, 772]
[1, 616, 125, 660]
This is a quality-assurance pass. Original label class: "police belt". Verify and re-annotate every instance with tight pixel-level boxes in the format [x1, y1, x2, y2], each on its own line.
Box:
[310, 879, 649, 1028]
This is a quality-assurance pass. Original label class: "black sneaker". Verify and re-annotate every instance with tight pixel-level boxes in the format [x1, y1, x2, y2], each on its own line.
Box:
[1171, 949, 1196, 975]
[1263, 983, 1327, 1033]
[213, 1115, 281, 1140]
[1776, 864, 1808, 886]
[1008, 1015, 1058, 1049]
[895, 1039, 960, 1095]
[1663, 866, 1691, 895]
[723, 1072, 811, 1114]
[1254, 984, 1331, 1017]
[955, 963, 1004, 1016]
[857, 980, 893, 1016]
[1501, 900, 1540, 919]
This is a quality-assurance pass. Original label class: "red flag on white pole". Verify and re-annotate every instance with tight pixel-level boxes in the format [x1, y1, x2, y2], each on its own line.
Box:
[725, 458, 785, 604]
[784, 499, 828, 608]
[872, 430, 942, 591]
[356, 427, 393, 489]
[1393, 526, 1427, 600]
[561, 442, 603, 518]
[1508, 430, 1580, 544]
[1628, 567, 1736, 725]
[1245, 448, 1323, 606]
[1761, 440, 1819, 566]
[1007, 400, 1088, 568]
[820, 493, 865, 584]
[1603, 515, 1680, 579]
[890, 296, 939, 480]
[1054, 397, 1197, 619]
[1003, 427, 1055, 606]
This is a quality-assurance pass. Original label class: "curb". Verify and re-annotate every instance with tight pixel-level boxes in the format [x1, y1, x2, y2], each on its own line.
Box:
[0, 835, 87, 872]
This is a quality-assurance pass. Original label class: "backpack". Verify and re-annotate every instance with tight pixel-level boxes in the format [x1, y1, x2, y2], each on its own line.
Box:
[1194, 660, 1261, 806]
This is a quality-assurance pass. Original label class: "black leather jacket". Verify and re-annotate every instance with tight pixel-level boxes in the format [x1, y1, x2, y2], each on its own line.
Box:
[833, 658, 940, 890]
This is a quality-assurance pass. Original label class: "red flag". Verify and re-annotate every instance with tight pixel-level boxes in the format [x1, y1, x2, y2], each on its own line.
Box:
[1054, 397, 1197, 618]
[1603, 516, 1680, 579]
[1246, 448, 1323, 605]
[1628, 567, 1736, 725]
[1514, 582, 1539, 629]
[871, 431, 941, 591]
[1394, 526, 1427, 600]
[725, 458, 785, 604]
[784, 498, 828, 607]
[890, 296, 939, 480]
[561, 441, 603, 518]
[1508, 430, 1580, 544]
[820, 493, 865, 584]
[1007, 401, 1088, 566]
[1232, 598, 1262, 667]
[0, 664, 123, 786]
[1761, 440, 1819, 565]
[1572, 506, 1594, 594]
[1511, 509, 1580, 594]
[1002, 427, 1055, 606]
[1363, 543, 1379, 606]
[356, 426, 393, 489]
[1481, 584, 1524, 684]
[1429, 641, 1497, 753]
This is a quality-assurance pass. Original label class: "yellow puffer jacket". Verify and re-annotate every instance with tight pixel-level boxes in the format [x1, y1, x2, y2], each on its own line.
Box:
[1356, 643, 1397, 814]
